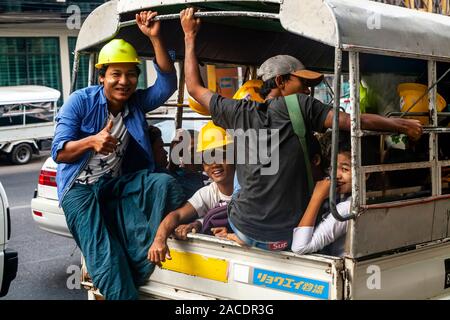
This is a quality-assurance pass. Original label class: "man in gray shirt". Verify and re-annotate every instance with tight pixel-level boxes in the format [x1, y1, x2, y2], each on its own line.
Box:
[177, 8, 423, 252]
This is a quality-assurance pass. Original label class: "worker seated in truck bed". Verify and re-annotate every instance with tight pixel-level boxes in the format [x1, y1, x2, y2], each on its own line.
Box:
[291, 138, 352, 256]
[148, 125, 207, 200]
[148, 121, 235, 267]
[292, 134, 374, 256]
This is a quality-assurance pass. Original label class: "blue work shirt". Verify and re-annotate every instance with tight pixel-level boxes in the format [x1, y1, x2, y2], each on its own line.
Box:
[52, 64, 177, 204]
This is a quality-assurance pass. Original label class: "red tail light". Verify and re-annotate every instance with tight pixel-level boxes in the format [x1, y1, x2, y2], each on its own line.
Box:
[38, 170, 57, 187]
[33, 210, 43, 217]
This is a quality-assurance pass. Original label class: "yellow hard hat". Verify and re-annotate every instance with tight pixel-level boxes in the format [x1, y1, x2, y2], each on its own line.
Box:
[398, 83, 446, 125]
[188, 79, 264, 116]
[197, 121, 232, 152]
[188, 96, 210, 116]
[232, 79, 264, 102]
[95, 39, 140, 69]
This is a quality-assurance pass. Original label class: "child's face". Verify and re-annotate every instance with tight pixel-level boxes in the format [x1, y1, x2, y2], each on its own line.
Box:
[203, 161, 234, 184]
[152, 137, 168, 169]
[337, 152, 352, 194]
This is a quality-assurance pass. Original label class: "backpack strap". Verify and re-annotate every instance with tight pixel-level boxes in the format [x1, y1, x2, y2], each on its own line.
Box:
[284, 94, 314, 195]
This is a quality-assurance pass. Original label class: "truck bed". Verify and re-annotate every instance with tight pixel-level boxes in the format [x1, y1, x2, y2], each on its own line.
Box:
[82, 234, 345, 300]
[0, 122, 54, 144]
[81, 234, 450, 300]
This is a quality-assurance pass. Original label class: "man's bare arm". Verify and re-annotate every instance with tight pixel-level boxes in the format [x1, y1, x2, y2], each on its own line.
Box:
[324, 110, 423, 141]
[180, 8, 214, 110]
[298, 179, 330, 227]
[56, 137, 94, 163]
[136, 11, 175, 73]
[148, 202, 198, 266]
[56, 120, 118, 163]
[152, 203, 198, 244]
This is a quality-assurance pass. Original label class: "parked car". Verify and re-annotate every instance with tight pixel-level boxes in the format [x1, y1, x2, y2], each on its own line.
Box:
[0, 181, 18, 297]
[31, 157, 70, 238]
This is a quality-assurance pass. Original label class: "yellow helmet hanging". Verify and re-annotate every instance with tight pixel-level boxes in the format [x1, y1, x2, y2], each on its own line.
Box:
[188, 97, 210, 116]
[197, 121, 232, 152]
[188, 79, 264, 116]
[232, 79, 264, 102]
[95, 39, 140, 69]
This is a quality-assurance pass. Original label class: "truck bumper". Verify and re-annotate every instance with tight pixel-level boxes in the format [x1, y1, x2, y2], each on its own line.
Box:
[0, 249, 18, 297]
[31, 197, 72, 238]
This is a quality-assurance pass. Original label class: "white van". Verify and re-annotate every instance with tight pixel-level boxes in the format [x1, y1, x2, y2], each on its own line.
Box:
[0, 85, 60, 165]
[0, 182, 18, 297]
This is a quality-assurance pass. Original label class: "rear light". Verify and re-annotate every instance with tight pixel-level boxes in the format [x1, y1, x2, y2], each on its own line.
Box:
[38, 170, 57, 187]
[33, 210, 43, 217]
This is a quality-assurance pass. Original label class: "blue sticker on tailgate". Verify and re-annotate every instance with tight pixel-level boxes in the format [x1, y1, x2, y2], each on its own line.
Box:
[252, 268, 330, 299]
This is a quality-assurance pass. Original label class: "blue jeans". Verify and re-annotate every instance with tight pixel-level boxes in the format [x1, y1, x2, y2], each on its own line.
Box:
[228, 219, 291, 251]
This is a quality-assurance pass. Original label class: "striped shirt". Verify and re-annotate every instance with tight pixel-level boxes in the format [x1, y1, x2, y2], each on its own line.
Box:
[76, 111, 130, 185]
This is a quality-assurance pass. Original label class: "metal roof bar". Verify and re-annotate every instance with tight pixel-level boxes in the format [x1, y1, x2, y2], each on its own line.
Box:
[119, 11, 280, 29]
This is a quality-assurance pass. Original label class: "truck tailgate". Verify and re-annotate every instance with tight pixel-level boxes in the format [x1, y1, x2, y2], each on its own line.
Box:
[346, 239, 450, 299]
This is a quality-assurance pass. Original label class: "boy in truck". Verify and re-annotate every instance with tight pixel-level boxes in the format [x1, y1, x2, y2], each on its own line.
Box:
[148, 125, 206, 199]
[291, 137, 352, 256]
[148, 121, 235, 267]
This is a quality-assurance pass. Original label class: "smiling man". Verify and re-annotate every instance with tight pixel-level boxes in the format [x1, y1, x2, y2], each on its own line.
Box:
[51, 11, 185, 300]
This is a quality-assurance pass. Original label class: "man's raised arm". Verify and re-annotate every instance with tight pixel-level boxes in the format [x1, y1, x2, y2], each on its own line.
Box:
[180, 8, 214, 110]
[136, 11, 174, 73]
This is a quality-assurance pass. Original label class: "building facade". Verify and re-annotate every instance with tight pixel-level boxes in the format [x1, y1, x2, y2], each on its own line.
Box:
[373, 0, 450, 15]
[0, 0, 150, 105]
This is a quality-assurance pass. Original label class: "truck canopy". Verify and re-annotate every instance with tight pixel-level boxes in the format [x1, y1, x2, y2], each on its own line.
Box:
[75, 0, 450, 70]
[0, 86, 61, 105]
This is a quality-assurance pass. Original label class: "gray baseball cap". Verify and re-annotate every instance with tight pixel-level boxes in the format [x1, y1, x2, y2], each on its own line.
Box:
[257, 55, 324, 86]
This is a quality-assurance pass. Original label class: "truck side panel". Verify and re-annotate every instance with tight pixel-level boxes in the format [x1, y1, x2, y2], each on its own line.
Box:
[346, 241, 450, 299]
[347, 197, 450, 258]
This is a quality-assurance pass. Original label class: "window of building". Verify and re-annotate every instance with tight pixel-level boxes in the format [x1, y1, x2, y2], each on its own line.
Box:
[0, 37, 63, 105]
[0, 1, 106, 14]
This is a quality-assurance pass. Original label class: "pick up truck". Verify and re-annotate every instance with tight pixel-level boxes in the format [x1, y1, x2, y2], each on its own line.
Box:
[32, 0, 450, 300]
[0, 85, 60, 165]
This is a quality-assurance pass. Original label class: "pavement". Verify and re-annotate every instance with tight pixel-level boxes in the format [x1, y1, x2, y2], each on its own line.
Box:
[0, 151, 86, 300]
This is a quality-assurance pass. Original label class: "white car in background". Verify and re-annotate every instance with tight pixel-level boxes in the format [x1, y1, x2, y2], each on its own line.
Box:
[31, 157, 71, 238]
[0, 182, 18, 297]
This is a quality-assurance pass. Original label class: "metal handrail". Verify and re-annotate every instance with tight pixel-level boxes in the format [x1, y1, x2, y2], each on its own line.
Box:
[359, 126, 450, 136]
[119, 11, 280, 28]
[70, 52, 80, 94]
[361, 161, 432, 174]
[387, 112, 450, 117]
[146, 116, 211, 121]
[329, 48, 355, 222]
